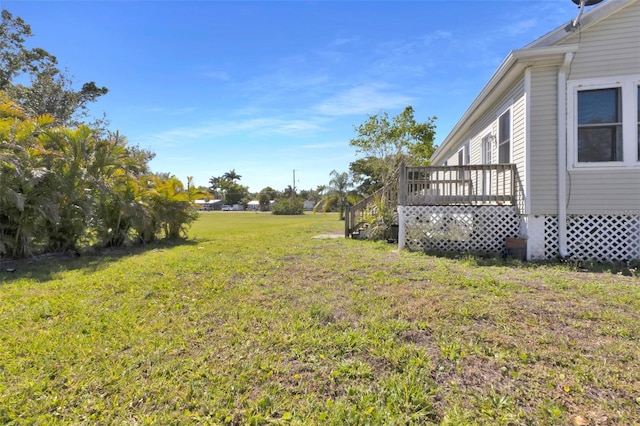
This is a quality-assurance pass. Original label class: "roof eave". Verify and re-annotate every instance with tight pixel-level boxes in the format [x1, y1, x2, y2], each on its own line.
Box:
[431, 44, 578, 164]
[525, 0, 636, 49]
[432, 0, 637, 165]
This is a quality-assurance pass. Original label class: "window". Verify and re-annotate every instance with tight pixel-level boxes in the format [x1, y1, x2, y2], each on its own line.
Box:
[457, 144, 469, 166]
[577, 88, 622, 162]
[498, 111, 511, 163]
[568, 76, 640, 168]
[482, 134, 493, 164]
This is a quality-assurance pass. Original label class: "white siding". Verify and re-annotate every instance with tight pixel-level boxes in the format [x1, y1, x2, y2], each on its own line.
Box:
[529, 66, 559, 215]
[561, 0, 640, 214]
[566, 170, 640, 214]
[438, 79, 527, 212]
[560, 2, 640, 80]
[511, 85, 526, 214]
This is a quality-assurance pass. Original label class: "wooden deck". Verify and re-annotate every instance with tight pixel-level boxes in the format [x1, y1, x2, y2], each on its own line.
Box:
[399, 164, 516, 206]
[345, 163, 517, 238]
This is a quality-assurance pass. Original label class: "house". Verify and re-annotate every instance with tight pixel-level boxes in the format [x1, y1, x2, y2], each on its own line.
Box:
[394, 0, 640, 262]
[193, 199, 223, 211]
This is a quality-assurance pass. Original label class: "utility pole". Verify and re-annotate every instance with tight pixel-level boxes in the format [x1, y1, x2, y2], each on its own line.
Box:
[292, 169, 296, 200]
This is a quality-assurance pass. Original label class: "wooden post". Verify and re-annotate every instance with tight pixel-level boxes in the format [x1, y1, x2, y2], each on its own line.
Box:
[344, 205, 350, 238]
[399, 162, 407, 206]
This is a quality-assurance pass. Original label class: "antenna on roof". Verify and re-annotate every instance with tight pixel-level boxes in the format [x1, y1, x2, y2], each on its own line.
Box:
[566, 0, 604, 31]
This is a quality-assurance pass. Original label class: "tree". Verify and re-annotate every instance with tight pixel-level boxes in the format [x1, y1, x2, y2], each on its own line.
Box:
[0, 91, 196, 257]
[282, 185, 296, 200]
[299, 186, 324, 204]
[208, 171, 248, 205]
[349, 157, 384, 196]
[0, 94, 57, 257]
[0, 10, 56, 90]
[314, 170, 352, 220]
[9, 66, 109, 127]
[349, 106, 436, 191]
[208, 176, 223, 198]
[258, 186, 279, 211]
[222, 169, 242, 182]
[144, 174, 198, 240]
[0, 11, 108, 126]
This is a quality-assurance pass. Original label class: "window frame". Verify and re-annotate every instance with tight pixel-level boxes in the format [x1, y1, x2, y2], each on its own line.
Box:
[482, 133, 493, 165]
[577, 87, 623, 163]
[637, 85, 640, 161]
[568, 76, 640, 169]
[456, 142, 470, 166]
[498, 109, 511, 164]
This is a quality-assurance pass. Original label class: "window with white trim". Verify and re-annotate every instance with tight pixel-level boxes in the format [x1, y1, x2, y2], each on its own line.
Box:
[568, 76, 640, 168]
[498, 110, 511, 163]
[482, 134, 493, 164]
[457, 143, 469, 165]
[577, 88, 622, 162]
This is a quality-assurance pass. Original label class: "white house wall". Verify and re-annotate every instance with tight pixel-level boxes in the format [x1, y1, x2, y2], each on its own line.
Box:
[560, 0, 640, 215]
[528, 65, 559, 215]
[441, 79, 527, 215]
[558, 1, 640, 81]
[511, 82, 527, 215]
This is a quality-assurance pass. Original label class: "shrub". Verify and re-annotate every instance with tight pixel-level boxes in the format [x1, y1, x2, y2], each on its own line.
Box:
[271, 199, 304, 215]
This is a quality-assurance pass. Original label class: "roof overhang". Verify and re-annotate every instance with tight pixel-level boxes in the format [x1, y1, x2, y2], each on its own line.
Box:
[431, 44, 578, 164]
[431, 0, 637, 165]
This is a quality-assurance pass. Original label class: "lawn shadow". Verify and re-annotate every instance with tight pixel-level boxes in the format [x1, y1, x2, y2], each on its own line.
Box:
[423, 250, 640, 277]
[0, 237, 206, 285]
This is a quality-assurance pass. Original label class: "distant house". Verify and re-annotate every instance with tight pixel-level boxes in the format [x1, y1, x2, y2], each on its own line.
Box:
[193, 199, 223, 211]
[349, 0, 640, 262]
[303, 200, 316, 211]
[247, 200, 260, 211]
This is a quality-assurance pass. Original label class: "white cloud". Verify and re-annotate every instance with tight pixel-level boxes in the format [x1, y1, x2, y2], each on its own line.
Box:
[140, 116, 324, 147]
[313, 83, 415, 117]
[134, 106, 198, 116]
[299, 141, 346, 150]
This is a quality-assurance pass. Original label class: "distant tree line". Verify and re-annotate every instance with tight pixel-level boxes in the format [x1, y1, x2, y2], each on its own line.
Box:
[202, 106, 436, 219]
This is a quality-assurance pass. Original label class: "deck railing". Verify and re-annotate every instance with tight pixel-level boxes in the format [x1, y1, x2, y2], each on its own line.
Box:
[399, 163, 516, 206]
[345, 185, 397, 237]
[345, 163, 516, 237]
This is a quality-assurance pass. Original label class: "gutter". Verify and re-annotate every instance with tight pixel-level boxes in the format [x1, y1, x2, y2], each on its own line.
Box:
[557, 52, 574, 258]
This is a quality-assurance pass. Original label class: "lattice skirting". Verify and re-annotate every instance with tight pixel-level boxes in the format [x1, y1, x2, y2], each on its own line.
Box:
[401, 205, 520, 254]
[536, 214, 640, 262]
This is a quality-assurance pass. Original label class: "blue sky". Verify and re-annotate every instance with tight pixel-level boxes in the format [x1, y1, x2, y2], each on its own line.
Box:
[3, 0, 581, 193]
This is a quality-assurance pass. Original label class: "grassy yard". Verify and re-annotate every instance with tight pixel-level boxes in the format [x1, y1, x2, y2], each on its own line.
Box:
[1, 212, 639, 425]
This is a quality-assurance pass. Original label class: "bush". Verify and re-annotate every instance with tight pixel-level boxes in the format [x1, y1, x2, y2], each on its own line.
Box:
[272, 199, 304, 215]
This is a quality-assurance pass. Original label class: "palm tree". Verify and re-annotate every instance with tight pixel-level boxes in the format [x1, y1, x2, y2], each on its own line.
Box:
[314, 170, 352, 220]
[145, 174, 197, 239]
[223, 169, 242, 182]
[0, 94, 57, 257]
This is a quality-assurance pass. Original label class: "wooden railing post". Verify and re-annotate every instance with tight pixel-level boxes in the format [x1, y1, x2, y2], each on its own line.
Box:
[344, 205, 350, 237]
[399, 162, 407, 206]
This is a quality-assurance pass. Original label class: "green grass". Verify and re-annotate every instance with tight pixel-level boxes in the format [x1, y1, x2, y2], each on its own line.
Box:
[1, 211, 639, 425]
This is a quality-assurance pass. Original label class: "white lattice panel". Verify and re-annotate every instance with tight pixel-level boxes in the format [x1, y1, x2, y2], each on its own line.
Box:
[540, 214, 640, 262]
[566, 215, 640, 262]
[544, 216, 559, 260]
[402, 205, 520, 254]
